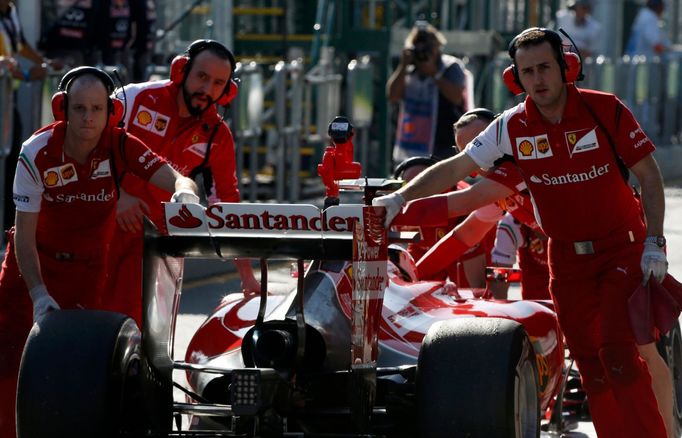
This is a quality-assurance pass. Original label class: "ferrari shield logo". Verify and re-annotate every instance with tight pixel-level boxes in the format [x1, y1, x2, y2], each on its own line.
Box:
[566, 127, 599, 157]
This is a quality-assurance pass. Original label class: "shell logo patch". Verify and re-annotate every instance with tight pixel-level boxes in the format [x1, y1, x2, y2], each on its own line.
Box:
[517, 138, 534, 158]
[44, 171, 60, 187]
[136, 111, 152, 126]
[133, 105, 170, 137]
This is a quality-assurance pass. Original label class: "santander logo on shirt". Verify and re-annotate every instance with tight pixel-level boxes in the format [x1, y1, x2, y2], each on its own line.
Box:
[529, 163, 611, 186]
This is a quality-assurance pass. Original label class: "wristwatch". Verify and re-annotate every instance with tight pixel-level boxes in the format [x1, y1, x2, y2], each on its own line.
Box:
[645, 235, 666, 248]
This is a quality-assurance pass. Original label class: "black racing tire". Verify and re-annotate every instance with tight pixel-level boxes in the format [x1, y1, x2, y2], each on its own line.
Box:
[417, 317, 540, 438]
[657, 320, 682, 437]
[16, 310, 144, 438]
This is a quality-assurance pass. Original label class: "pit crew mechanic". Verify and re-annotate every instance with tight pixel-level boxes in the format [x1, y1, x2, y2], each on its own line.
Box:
[105, 39, 260, 325]
[0, 67, 199, 438]
[392, 156, 496, 287]
[374, 28, 672, 437]
[396, 109, 550, 298]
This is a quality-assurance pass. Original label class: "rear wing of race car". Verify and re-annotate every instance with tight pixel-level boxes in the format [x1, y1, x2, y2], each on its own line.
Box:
[141, 202, 366, 402]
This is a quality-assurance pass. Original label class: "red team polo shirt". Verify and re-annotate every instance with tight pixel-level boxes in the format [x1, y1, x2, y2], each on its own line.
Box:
[116, 80, 240, 229]
[13, 122, 166, 252]
[465, 85, 654, 242]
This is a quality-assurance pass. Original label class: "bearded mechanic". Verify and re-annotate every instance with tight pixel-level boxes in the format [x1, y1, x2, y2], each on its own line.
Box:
[105, 40, 260, 325]
[375, 28, 672, 437]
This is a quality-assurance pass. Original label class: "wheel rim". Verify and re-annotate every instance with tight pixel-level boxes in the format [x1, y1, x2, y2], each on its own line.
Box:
[515, 354, 539, 438]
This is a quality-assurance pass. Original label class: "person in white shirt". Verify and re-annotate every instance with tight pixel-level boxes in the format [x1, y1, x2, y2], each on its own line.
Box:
[554, 0, 602, 58]
[626, 0, 670, 58]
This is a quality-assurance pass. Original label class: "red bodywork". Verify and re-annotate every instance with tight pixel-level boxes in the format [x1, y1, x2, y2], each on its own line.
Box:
[185, 252, 564, 411]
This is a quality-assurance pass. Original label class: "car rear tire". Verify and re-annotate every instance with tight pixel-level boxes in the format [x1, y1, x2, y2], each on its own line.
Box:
[16, 310, 143, 438]
[657, 320, 682, 437]
[417, 317, 540, 438]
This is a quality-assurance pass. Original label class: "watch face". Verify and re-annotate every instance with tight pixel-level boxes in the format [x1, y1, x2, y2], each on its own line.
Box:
[657, 236, 667, 247]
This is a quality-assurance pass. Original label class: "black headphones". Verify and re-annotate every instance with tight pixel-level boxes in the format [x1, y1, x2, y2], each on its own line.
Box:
[52, 66, 124, 126]
[185, 39, 236, 82]
[393, 155, 439, 179]
[58, 66, 116, 111]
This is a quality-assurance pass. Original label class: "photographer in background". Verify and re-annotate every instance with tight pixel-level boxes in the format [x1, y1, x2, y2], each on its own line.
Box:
[387, 21, 468, 163]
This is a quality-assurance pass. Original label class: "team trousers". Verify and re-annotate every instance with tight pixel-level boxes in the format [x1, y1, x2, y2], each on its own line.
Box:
[548, 234, 667, 438]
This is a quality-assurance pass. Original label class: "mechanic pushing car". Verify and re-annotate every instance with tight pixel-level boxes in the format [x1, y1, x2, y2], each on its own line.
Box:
[395, 108, 550, 299]
[375, 28, 673, 437]
[103, 39, 260, 326]
[0, 67, 199, 438]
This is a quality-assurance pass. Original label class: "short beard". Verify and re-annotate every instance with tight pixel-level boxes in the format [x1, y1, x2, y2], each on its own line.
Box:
[182, 83, 212, 117]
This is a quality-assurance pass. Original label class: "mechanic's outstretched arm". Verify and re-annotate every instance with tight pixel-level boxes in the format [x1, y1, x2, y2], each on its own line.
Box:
[416, 203, 502, 280]
[234, 260, 261, 295]
[373, 152, 481, 226]
[149, 166, 200, 203]
[14, 211, 60, 322]
[631, 154, 667, 284]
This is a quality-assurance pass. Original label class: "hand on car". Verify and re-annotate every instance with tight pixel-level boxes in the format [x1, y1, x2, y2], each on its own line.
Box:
[116, 190, 150, 233]
[372, 192, 405, 228]
[171, 189, 200, 204]
[29, 284, 60, 323]
[641, 242, 668, 285]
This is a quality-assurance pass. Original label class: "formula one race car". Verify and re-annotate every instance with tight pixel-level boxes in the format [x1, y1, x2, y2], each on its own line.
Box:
[14, 118, 682, 438]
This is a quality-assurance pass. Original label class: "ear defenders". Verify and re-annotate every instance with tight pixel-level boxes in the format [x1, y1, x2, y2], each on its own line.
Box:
[502, 27, 581, 95]
[51, 66, 124, 127]
[170, 39, 238, 106]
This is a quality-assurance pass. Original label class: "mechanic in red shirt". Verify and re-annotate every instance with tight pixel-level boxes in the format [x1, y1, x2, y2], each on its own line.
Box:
[0, 67, 199, 438]
[105, 39, 260, 325]
[375, 28, 671, 437]
[398, 109, 550, 299]
[393, 156, 496, 287]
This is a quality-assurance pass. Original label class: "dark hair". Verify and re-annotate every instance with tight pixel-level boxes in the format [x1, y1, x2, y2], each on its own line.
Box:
[509, 28, 565, 65]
